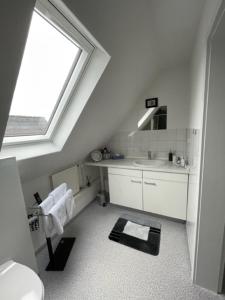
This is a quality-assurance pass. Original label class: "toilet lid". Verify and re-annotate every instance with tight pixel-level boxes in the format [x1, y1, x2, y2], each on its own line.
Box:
[0, 260, 44, 300]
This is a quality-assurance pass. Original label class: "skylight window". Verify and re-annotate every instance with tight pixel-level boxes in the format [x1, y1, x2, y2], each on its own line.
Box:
[4, 10, 81, 137]
[1, 0, 110, 160]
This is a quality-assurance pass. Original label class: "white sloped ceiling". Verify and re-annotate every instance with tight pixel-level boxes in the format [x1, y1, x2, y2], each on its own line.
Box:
[0, 0, 205, 181]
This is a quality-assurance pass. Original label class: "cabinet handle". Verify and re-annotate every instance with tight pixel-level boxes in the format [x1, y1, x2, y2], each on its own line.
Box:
[144, 181, 157, 186]
[131, 180, 142, 184]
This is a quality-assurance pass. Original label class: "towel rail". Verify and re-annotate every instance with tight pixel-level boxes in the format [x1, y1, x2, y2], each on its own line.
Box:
[33, 192, 75, 271]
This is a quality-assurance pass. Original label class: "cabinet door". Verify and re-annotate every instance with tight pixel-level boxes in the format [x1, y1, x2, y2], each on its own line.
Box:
[143, 179, 187, 220]
[109, 174, 142, 210]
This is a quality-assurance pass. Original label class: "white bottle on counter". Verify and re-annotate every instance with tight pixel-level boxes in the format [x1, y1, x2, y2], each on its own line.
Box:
[181, 157, 185, 167]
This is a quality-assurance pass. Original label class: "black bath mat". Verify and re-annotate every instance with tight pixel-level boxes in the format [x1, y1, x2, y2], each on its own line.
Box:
[109, 214, 161, 256]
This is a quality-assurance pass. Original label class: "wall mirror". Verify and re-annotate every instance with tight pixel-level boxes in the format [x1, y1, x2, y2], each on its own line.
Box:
[138, 106, 167, 131]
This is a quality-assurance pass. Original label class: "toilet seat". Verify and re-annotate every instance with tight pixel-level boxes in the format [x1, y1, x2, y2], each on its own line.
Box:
[0, 260, 44, 300]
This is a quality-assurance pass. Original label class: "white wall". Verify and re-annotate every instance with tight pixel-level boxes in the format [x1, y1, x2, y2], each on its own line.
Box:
[22, 175, 51, 208]
[186, 0, 222, 282]
[0, 158, 37, 272]
[120, 64, 190, 131]
[194, 2, 225, 291]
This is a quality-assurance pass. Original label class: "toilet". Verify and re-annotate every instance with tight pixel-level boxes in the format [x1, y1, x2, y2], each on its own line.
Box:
[0, 260, 44, 300]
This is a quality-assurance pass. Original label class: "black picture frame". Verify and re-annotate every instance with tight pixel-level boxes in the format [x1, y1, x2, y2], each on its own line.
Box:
[145, 98, 158, 108]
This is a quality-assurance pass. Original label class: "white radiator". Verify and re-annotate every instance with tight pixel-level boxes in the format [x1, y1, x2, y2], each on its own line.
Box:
[51, 165, 80, 195]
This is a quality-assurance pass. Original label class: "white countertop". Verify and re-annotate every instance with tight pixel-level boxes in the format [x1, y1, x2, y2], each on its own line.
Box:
[85, 158, 189, 174]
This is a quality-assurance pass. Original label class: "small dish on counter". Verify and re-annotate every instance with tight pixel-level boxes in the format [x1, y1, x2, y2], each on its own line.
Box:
[90, 150, 102, 162]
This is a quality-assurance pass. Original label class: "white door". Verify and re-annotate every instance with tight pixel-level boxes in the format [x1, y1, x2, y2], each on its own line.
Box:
[109, 173, 142, 210]
[143, 178, 187, 220]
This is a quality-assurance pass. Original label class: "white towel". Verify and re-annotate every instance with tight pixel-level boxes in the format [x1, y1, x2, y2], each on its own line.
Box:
[49, 183, 67, 204]
[64, 189, 75, 220]
[49, 196, 68, 235]
[123, 221, 150, 241]
[39, 195, 56, 237]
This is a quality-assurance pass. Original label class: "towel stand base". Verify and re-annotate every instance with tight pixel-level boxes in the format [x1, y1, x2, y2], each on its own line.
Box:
[46, 237, 75, 271]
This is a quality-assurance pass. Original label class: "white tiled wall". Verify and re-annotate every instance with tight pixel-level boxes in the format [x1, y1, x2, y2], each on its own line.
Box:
[107, 129, 187, 160]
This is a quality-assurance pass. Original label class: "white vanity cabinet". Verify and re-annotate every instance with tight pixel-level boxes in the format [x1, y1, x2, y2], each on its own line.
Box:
[107, 166, 188, 220]
[143, 171, 188, 220]
[108, 168, 142, 210]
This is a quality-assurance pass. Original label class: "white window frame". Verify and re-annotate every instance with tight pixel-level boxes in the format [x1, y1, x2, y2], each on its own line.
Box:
[3, 0, 94, 146]
[0, 0, 110, 160]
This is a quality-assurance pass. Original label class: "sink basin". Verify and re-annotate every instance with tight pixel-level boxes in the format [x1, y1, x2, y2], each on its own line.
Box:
[133, 159, 166, 167]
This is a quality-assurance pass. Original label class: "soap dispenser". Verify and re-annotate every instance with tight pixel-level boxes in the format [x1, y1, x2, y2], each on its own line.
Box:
[168, 150, 173, 162]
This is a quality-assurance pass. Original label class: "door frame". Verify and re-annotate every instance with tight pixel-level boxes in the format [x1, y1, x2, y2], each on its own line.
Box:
[194, 0, 225, 293]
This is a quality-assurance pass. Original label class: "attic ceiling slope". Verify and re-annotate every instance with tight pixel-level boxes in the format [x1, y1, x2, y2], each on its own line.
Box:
[18, 0, 205, 181]
[150, 0, 206, 67]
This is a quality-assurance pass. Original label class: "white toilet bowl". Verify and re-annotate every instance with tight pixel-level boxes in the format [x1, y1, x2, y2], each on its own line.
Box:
[0, 260, 44, 300]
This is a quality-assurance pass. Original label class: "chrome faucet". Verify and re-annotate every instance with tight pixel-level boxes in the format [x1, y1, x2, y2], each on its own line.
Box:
[148, 150, 152, 160]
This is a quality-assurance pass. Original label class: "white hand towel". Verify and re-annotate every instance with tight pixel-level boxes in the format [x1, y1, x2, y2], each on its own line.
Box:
[49, 183, 67, 204]
[123, 221, 150, 241]
[39, 195, 55, 237]
[49, 196, 68, 235]
[65, 189, 75, 220]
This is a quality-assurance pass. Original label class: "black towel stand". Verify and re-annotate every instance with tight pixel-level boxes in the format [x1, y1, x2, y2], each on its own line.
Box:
[34, 192, 75, 271]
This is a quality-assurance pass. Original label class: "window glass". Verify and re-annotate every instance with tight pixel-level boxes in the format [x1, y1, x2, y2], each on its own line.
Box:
[5, 11, 80, 137]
